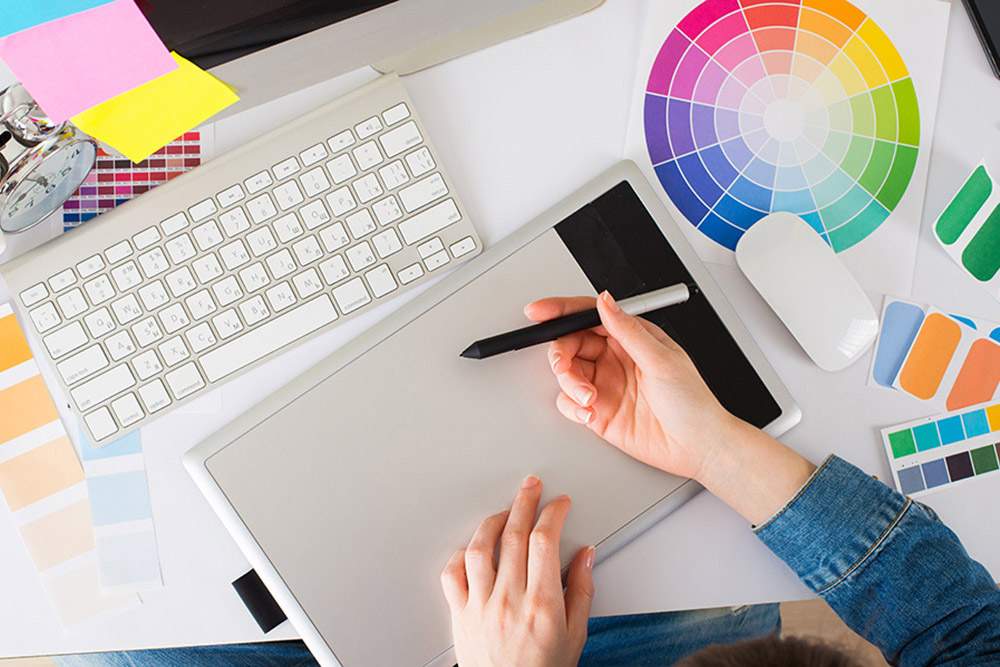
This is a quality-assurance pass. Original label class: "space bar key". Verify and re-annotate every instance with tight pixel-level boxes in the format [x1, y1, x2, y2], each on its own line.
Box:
[200, 295, 339, 383]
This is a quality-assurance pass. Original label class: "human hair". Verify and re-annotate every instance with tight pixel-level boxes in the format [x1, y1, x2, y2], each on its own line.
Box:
[676, 635, 858, 666]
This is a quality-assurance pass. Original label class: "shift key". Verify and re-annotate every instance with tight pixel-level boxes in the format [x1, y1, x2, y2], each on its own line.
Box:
[71, 365, 135, 411]
[398, 199, 461, 245]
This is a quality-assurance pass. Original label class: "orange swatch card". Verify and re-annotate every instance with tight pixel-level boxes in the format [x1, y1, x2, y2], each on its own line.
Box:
[897, 313, 962, 400]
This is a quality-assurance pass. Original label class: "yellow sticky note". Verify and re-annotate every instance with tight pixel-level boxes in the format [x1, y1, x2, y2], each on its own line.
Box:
[71, 52, 239, 163]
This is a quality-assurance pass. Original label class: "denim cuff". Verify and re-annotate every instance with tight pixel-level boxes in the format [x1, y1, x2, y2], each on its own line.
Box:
[752, 455, 909, 594]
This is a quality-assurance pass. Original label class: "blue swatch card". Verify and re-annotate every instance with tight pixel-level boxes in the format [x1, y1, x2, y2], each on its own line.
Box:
[0, 0, 114, 38]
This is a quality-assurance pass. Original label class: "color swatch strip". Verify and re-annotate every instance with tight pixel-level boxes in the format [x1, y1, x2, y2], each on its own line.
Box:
[78, 427, 162, 594]
[0, 303, 137, 626]
[935, 163, 1000, 304]
[882, 402, 1000, 497]
[870, 298, 1000, 412]
[644, 0, 919, 251]
[62, 133, 202, 232]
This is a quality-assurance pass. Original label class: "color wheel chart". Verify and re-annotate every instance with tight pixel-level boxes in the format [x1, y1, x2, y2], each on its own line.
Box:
[644, 0, 920, 251]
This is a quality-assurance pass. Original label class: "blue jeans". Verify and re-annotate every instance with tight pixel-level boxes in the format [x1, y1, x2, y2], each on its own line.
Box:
[51, 603, 781, 666]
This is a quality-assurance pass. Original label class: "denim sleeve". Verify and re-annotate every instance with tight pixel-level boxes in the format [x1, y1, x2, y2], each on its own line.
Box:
[753, 455, 1000, 666]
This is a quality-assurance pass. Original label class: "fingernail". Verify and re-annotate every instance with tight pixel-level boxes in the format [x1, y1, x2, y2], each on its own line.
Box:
[603, 291, 620, 313]
[586, 546, 595, 569]
[578, 388, 593, 406]
[522, 474, 540, 489]
[576, 407, 593, 424]
[551, 353, 561, 371]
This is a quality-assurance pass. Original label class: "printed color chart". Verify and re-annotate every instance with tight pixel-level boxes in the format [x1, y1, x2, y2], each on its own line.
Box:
[61, 132, 202, 231]
[644, 0, 919, 251]
[883, 402, 1000, 497]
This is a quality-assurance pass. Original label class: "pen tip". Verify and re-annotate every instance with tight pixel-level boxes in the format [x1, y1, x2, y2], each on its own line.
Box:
[460, 343, 481, 359]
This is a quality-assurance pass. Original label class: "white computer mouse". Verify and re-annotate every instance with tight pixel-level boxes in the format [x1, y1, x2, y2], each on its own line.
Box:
[735, 212, 878, 372]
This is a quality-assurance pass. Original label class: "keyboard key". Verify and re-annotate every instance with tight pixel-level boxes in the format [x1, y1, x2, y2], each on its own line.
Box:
[378, 161, 409, 190]
[192, 253, 224, 284]
[273, 157, 301, 180]
[111, 294, 143, 325]
[72, 365, 135, 411]
[247, 227, 278, 257]
[292, 236, 323, 265]
[399, 199, 461, 245]
[346, 210, 376, 239]
[165, 233, 198, 264]
[137, 248, 170, 278]
[218, 184, 245, 208]
[212, 277, 244, 306]
[273, 181, 304, 210]
[326, 187, 357, 216]
[247, 193, 278, 223]
[132, 227, 161, 251]
[43, 321, 88, 359]
[372, 229, 402, 258]
[300, 200, 331, 229]
[244, 170, 273, 194]
[266, 249, 297, 279]
[220, 208, 251, 237]
[382, 102, 410, 126]
[380, 121, 422, 158]
[319, 222, 350, 252]
[165, 267, 197, 297]
[399, 173, 448, 213]
[328, 129, 355, 152]
[417, 237, 444, 259]
[85, 407, 118, 441]
[353, 141, 383, 170]
[326, 154, 357, 184]
[192, 221, 224, 251]
[20, 283, 48, 307]
[161, 213, 189, 236]
[372, 196, 402, 226]
[319, 255, 349, 285]
[132, 350, 163, 380]
[365, 265, 397, 298]
[300, 143, 328, 167]
[185, 323, 217, 353]
[332, 277, 371, 314]
[106, 331, 136, 361]
[76, 256, 107, 283]
[300, 167, 331, 197]
[159, 303, 190, 334]
[405, 147, 435, 177]
[57, 345, 109, 385]
[398, 263, 424, 285]
[105, 240, 133, 265]
[30, 302, 61, 332]
[83, 307, 115, 338]
[212, 309, 244, 340]
[273, 214, 305, 244]
[49, 269, 77, 292]
[57, 288, 88, 319]
[219, 240, 251, 270]
[158, 336, 191, 366]
[137, 281, 169, 311]
[200, 295, 338, 383]
[238, 262, 270, 292]
[132, 317, 164, 347]
[425, 249, 450, 271]
[165, 363, 205, 400]
[450, 236, 477, 258]
[138, 379, 171, 413]
[187, 290, 219, 320]
[239, 295, 270, 326]
[292, 268, 323, 298]
[84, 274, 116, 304]
[110, 261, 142, 292]
[356, 115, 383, 139]
[189, 199, 218, 222]
[353, 173, 383, 203]
[265, 282, 297, 312]
[346, 242, 376, 272]
[111, 393, 144, 428]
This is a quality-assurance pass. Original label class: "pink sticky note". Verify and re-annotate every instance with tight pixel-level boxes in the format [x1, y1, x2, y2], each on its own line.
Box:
[0, 0, 177, 122]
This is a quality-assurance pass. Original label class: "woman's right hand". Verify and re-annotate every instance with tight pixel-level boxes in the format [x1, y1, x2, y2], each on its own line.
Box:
[524, 291, 741, 482]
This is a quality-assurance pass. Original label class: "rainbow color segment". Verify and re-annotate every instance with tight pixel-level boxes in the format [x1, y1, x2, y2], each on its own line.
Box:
[644, 0, 919, 251]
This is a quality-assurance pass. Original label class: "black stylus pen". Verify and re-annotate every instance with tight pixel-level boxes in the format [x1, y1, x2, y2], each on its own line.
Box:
[460, 283, 695, 359]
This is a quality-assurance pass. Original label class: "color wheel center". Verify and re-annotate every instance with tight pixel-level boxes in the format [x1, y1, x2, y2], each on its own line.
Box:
[763, 99, 805, 143]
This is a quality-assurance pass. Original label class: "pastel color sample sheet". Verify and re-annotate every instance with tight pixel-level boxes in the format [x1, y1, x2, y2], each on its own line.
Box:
[0, 0, 114, 38]
[62, 134, 203, 232]
[882, 402, 1000, 497]
[0, 0, 177, 122]
[935, 163, 1000, 303]
[71, 52, 239, 162]
[0, 303, 137, 626]
[642, 0, 919, 252]
[77, 427, 162, 593]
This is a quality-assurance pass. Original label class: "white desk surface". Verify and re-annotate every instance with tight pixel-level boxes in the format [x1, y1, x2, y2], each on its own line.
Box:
[1, 0, 998, 657]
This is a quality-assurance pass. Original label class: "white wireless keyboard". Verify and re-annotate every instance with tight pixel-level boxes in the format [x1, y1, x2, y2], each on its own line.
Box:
[1, 74, 481, 445]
